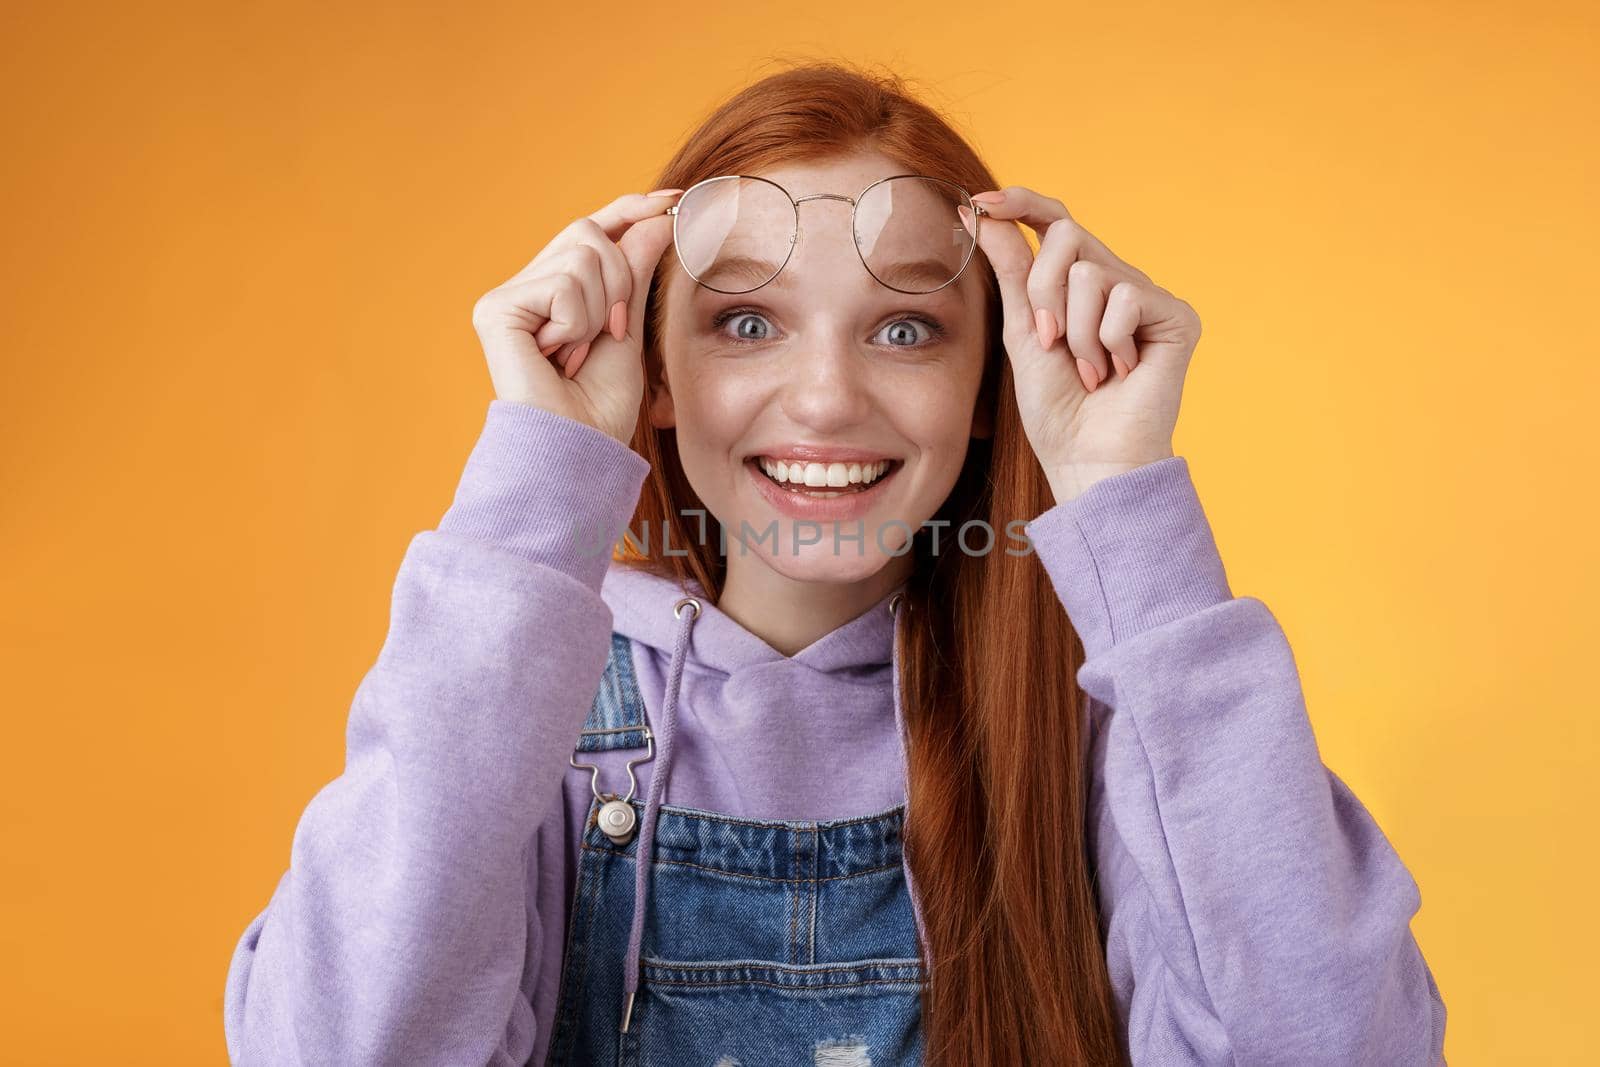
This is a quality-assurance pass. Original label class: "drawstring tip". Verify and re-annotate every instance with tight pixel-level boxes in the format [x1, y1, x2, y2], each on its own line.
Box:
[620, 991, 636, 1033]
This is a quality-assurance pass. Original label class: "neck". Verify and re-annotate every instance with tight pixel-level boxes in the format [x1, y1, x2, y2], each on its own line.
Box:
[716, 551, 912, 658]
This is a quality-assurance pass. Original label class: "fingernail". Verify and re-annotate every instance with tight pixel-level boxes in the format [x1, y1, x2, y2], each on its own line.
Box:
[540, 339, 563, 357]
[956, 204, 976, 237]
[1075, 357, 1099, 393]
[971, 190, 1007, 204]
[609, 299, 627, 342]
[1034, 308, 1058, 349]
[646, 187, 684, 197]
[1111, 353, 1130, 379]
[564, 340, 591, 378]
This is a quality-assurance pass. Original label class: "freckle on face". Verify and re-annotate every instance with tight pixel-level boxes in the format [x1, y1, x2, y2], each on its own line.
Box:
[650, 155, 992, 572]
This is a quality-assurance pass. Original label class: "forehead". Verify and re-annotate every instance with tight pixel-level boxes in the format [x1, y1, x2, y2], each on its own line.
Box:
[747, 150, 910, 198]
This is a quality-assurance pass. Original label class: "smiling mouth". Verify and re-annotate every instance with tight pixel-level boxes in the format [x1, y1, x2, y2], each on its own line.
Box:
[746, 456, 903, 497]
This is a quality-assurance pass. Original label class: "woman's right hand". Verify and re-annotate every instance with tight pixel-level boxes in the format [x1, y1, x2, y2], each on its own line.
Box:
[470, 189, 682, 445]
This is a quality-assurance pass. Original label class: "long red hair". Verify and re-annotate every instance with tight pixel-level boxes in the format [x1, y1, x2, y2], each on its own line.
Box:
[618, 60, 1125, 1065]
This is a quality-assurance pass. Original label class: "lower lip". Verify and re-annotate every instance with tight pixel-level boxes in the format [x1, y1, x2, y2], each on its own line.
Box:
[746, 458, 900, 523]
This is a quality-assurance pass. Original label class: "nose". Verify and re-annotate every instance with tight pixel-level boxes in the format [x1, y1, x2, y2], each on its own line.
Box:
[777, 330, 874, 434]
[773, 200, 878, 432]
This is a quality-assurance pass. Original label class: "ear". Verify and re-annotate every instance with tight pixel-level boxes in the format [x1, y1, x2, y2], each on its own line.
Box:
[647, 354, 676, 429]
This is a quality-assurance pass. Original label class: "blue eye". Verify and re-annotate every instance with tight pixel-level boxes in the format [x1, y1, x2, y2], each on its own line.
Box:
[715, 310, 773, 342]
[877, 318, 941, 347]
[709, 307, 948, 348]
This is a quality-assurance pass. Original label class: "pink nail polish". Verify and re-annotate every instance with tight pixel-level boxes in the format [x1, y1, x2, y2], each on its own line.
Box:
[564, 340, 591, 378]
[541, 339, 563, 357]
[971, 190, 1007, 204]
[956, 205, 976, 238]
[1075, 357, 1098, 393]
[1034, 308, 1058, 349]
[609, 300, 627, 342]
[646, 188, 685, 198]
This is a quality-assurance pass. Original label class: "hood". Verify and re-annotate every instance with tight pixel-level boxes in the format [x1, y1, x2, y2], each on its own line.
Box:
[602, 563, 905, 676]
[595, 560, 925, 1033]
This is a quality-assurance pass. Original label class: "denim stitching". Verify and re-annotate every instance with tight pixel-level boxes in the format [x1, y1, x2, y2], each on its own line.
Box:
[653, 801, 906, 832]
[578, 846, 904, 885]
[555, 797, 610, 1065]
[789, 827, 800, 964]
[808, 824, 820, 965]
[642, 977, 926, 990]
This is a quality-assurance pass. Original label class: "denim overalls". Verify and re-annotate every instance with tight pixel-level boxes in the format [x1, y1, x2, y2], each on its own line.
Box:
[545, 592, 928, 1067]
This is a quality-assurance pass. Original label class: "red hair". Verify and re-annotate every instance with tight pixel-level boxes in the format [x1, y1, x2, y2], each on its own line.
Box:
[619, 60, 1126, 1065]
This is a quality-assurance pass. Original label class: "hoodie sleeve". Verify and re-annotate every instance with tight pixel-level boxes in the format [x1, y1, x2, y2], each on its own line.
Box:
[223, 400, 649, 1066]
[1022, 456, 1448, 1066]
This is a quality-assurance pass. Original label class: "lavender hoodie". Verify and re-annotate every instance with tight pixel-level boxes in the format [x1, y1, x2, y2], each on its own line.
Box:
[223, 400, 1448, 1065]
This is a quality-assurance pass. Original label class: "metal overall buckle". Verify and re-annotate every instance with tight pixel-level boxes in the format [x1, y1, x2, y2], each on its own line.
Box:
[569, 725, 654, 845]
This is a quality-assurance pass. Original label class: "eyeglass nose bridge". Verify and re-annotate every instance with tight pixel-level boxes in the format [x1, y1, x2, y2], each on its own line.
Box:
[789, 192, 857, 248]
[793, 191, 857, 207]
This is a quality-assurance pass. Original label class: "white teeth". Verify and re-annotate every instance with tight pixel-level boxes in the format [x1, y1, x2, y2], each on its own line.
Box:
[757, 456, 892, 488]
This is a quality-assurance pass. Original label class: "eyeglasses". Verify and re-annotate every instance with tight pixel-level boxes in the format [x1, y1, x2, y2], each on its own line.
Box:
[664, 173, 990, 295]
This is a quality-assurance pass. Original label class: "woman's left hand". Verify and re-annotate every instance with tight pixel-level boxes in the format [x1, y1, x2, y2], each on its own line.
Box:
[960, 186, 1202, 503]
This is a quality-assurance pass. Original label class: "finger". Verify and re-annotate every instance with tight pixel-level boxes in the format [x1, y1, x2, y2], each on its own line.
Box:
[1099, 279, 1196, 377]
[971, 186, 1151, 285]
[545, 220, 640, 344]
[530, 242, 607, 354]
[1027, 220, 1106, 390]
[562, 340, 592, 379]
[958, 203, 1040, 362]
[612, 213, 677, 343]
[1100, 287, 1140, 379]
[486, 272, 590, 354]
[1064, 259, 1115, 383]
[587, 188, 683, 242]
[564, 214, 676, 383]
[508, 190, 682, 287]
[470, 272, 586, 393]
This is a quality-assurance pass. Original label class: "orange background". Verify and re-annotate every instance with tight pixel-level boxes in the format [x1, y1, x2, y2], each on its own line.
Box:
[3, 2, 1596, 1063]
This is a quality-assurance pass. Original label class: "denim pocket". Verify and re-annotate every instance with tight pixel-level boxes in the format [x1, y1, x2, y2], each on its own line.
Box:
[633, 957, 927, 1067]
[627, 804, 928, 1065]
[554, 800, 929, 1067]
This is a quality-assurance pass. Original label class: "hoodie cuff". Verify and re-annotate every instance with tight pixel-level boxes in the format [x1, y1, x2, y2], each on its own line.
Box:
[437, 400, 650, 593]
[1022, 456, 1232, 659]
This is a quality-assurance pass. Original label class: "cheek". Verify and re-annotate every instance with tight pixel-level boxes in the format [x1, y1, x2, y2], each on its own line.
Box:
[903, 366, 982, 431]
[670, 366, 765, 464]
[898, 365, 986, 479]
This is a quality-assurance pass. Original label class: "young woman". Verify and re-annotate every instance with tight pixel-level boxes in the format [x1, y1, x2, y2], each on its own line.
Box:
[224, 64, 1448, 1066]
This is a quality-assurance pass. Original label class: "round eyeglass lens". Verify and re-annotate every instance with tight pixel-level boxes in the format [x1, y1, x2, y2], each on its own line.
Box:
[853, 176, 977, 294]
[672, 176, 797, 294]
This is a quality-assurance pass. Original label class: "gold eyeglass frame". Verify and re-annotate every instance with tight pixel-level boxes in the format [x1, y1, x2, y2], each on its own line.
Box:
[663, 173, 990, 296]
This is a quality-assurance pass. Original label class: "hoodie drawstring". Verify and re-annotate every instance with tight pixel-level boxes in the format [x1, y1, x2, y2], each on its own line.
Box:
[618, 587, 922, 1034]
[620, 593, 700, 1033]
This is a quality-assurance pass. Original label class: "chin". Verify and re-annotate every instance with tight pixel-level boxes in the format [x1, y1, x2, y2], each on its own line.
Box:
[735, 541, 900, 586]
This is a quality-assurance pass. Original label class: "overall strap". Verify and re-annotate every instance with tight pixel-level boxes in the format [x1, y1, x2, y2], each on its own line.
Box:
[574, 632, 649, 752]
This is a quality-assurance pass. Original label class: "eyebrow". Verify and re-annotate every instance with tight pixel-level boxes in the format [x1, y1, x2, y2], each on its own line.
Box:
[694, 255, 963, 295]
[697, 255, 790, 292]
[872, 258, 965, 292]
